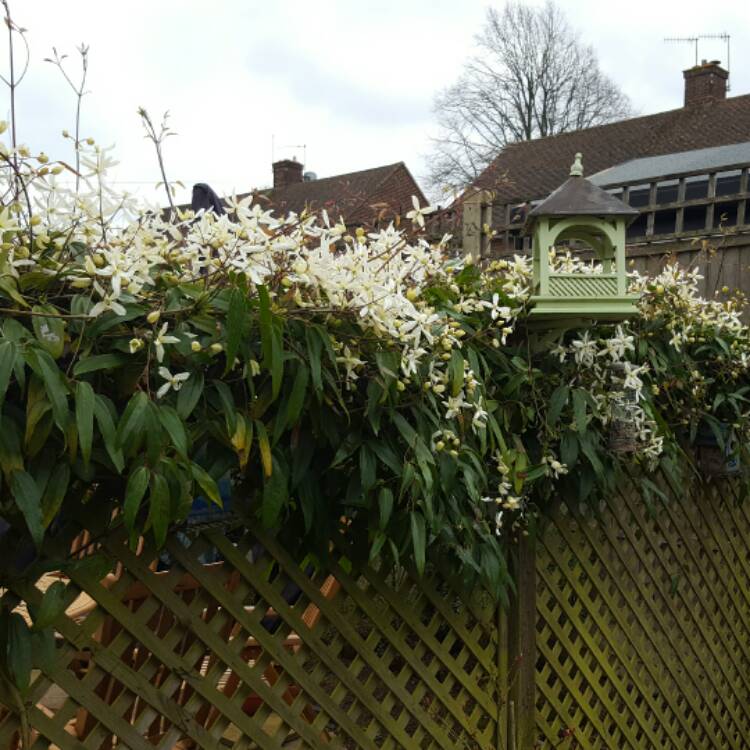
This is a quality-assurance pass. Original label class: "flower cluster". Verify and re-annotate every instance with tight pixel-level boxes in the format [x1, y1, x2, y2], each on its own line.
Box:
[2, 123, 749, 592]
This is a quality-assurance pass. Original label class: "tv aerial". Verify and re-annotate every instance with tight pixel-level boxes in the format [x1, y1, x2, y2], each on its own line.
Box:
[663, 34, 731, 88]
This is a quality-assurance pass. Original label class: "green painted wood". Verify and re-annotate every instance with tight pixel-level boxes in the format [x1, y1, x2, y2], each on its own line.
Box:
[537, 510, 689, 748]
[10, 576, 220, 750]
[614, 482, 750, 745]
[163, 535, 361, 750]
[534, 477, 750, 750]
[604, 488, 740, 748]
[329, 557, 497, 719]
[536, 541, 669, 748]
[207, 530, 438, 748]
[103, 536, 327, 750]
[218, 530, 460, 750]
[543, 498, 712, 746]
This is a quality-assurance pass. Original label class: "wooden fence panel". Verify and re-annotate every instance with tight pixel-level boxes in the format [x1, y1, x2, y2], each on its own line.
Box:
[0, 523, 504, 750]
[534, 477, 750, 749]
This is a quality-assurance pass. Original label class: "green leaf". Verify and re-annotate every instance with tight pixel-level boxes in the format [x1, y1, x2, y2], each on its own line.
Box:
[256, 421, 273, 478]
[0, 414, 24, 479]
[116, 391, 149, 449]
[305, 326, 323, 393]
[32, 581, 67, 631]
[148, 473, 170, 547]
[560, 431, 579, 468]
[7, 613, 32, 692]
[258, 285, 284, 400]
[0, 275, 28, 307]
[0, 339, 17, 411]
[261, 460, 288, 528]
[548, 384, 569, 426]
[72, 353, 128, 376]
[124, 465, 150, 531]
[158, 405, 189, 458]
[269, 328, 284, 400]
[75, 381, 95, 467]
[410, 512, 427, 576]
[286, 363, 309, 427]
[10, 470, 44, 548]
[449, 349, 464, 397]
[258, 285, 273, 364]
[94, 396, 124, 472]
[579, 433, 604, 477]
[32, 304, 65, 358]
[573, 388, 588, 433]
[376, 350, 399, 385]
[31, 349, 69, 430]
[369, 531, 387, 562]
[177, 370, 203, 419]
[190, 462, 222, 506]
[41, 463, 70, 528]
[378, 488, 394, 530]
[30, 629, 56, 674]
[225, 288, 248, 375]
[359, 446, 377, 493]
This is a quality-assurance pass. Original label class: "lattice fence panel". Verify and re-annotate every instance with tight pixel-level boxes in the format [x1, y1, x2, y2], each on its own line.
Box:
[0, 522, 503, 750]
[534, 476, 750, 749]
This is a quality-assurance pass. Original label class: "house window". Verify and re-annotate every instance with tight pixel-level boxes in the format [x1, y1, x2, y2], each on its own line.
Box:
[716, 170, 742, 197]
[656, 181, 679, 205]
[683, 204, 707, 232]
[685, 177, 709, 201]
[715, 201, 739, 227]
[653, 209, 677, 235]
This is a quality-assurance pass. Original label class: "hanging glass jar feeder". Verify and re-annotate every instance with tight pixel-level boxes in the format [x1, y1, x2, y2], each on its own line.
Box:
[608, 362, 639, 453]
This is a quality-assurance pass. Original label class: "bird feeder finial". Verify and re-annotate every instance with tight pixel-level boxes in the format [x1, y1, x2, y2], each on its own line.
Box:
[570, 152, 584, 177]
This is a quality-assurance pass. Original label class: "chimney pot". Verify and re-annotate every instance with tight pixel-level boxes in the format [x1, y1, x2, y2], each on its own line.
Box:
[272, 158, 304, 190]
[683, 60, 728, 107]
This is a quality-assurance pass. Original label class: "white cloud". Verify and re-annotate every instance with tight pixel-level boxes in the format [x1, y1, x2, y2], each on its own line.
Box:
[5, 0, 749, 207]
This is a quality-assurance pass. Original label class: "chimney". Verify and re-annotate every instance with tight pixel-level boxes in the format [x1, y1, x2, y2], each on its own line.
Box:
[683, 60, 728, 106]
[272, 158, 304, 190]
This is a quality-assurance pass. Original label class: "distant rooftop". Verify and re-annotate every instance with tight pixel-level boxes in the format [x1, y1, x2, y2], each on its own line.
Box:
[589, 141, 750, 187]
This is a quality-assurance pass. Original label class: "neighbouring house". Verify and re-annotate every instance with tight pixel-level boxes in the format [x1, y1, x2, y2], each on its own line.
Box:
[462, 61, 750, 299]
[241, 159, 427, 228]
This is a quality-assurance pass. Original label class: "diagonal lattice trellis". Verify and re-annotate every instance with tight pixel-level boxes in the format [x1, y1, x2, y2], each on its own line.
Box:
[0, 523, 504, 750]
[535, 474, 750, 750]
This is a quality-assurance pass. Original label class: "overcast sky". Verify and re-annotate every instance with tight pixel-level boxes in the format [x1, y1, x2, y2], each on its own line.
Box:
[9, 0, 750, 206]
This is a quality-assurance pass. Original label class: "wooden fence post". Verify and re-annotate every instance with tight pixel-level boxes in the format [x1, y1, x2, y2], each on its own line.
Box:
[509, 534, 537, 749]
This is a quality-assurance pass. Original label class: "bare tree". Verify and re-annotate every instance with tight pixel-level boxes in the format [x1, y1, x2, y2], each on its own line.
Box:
[427, 1, 633, 193]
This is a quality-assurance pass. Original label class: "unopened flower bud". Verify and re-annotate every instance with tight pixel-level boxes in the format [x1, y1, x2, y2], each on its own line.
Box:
[191, 341, 202, 352]
[147, 310, 161, 325]
[210, 343, 223, 354]
[396, 380, 406, 391]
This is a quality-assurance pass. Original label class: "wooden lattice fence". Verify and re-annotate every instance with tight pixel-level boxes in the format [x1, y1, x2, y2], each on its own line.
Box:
[3, 476, 750, 749]
[531, 475, 750, 749]
[0, 523, 505, 750]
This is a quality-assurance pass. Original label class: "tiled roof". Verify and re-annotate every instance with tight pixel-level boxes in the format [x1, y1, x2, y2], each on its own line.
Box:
[250, 162, 428, 225]
[473, 94, 750, 204]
